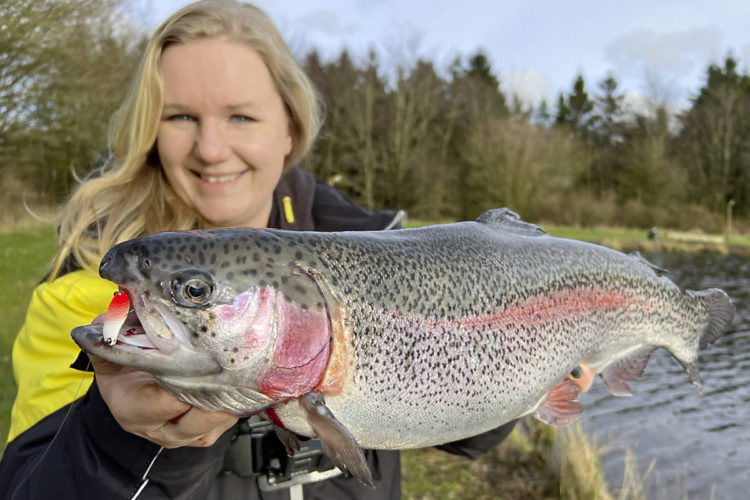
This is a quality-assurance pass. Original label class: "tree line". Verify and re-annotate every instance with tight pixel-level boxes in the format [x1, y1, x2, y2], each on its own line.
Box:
[3, 0, 749, 231]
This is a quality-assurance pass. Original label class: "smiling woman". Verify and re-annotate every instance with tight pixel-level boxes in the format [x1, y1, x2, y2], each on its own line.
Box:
[158, 38, 293, 229]
[0, 1, 514, 499]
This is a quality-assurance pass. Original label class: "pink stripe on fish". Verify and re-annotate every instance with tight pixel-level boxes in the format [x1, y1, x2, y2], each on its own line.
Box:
[369, 286, 642, 334]
[465, 287, 640, 330]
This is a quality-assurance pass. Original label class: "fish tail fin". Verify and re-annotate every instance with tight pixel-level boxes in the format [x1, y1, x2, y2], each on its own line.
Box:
[688, 288, 734, 349]
[680, 289, 734, 395]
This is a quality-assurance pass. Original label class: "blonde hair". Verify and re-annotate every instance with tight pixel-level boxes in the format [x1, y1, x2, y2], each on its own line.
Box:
[50, 0, 322, 278]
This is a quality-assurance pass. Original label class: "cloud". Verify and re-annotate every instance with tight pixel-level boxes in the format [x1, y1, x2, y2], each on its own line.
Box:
[295, 9, 348, 36]
[605, 26, 722, 77]
[500, 68, 552, 107]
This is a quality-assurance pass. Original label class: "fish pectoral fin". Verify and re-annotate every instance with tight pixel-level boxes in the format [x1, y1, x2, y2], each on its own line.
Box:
[534, 379, 582, 427]
[299, 392, 374, 488]
[600, 345, 656, 397]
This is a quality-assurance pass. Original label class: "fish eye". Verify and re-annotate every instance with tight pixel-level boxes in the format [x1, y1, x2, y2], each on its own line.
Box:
[183, 278, 211, 302]
[169, 270, 215, 307]
[570, 365, 583, 379]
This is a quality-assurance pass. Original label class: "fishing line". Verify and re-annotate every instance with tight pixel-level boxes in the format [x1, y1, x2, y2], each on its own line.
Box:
[10, 359, 92, 500]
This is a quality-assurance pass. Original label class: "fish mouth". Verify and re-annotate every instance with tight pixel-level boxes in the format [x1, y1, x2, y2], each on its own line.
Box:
[98, 287, 181, 352]
[72, 287, 219, 376]
[105, 288, 158, 350]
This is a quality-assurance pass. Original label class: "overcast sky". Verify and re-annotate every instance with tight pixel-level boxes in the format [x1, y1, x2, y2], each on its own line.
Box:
[136, 1, 750, 113]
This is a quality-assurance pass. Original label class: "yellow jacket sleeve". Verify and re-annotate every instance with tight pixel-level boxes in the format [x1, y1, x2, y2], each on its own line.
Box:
[8, 270, 117, 442]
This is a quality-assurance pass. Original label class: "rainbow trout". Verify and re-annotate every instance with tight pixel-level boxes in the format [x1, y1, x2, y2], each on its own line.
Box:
[72, 209, 734, 486]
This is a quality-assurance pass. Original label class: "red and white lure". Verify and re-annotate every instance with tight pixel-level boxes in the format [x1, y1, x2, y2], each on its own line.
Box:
[102, 291, 129, 346]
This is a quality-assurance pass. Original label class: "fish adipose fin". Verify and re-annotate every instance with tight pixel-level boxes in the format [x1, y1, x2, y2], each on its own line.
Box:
[533, 379, 582, 426]
[600, 345, 657, 397]
[476, 208, 546, 236]
[299, 392, 374, 488]
[628, 252, 668, 276]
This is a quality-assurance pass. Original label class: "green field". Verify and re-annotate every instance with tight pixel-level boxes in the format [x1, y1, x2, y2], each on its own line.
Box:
[0, 224, 58, 443]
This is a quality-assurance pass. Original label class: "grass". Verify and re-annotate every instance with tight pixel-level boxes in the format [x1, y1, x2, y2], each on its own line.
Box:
[0, 223, 58, 445]
[401, 419, 651, 500]
[408, 217, 750, 256]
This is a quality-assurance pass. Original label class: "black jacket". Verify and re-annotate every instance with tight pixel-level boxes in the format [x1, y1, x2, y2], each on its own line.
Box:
[0, 167, 515, 499]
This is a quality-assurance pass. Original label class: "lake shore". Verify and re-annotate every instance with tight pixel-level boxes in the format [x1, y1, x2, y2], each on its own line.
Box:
[545, 225, 750, 257]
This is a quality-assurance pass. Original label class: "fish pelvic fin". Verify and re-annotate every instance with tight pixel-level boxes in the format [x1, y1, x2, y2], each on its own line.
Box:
[533, 379, 582, 427]
[600, 345, 657, 397]
[299, 392, 374, 488]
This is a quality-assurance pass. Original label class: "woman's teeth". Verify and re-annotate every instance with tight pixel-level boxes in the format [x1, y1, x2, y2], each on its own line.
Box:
[200, 172, 243, 183]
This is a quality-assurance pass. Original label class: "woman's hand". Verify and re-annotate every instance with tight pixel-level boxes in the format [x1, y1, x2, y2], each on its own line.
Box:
[89, 354, 238, 448]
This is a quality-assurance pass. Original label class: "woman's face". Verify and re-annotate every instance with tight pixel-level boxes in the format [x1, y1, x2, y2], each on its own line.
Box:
[157, 37, 292, 228]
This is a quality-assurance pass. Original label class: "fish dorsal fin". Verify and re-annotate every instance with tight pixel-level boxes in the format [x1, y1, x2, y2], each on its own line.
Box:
[533, 379, 582, 427]
[628, 252, 668, 276]
[476, 208, 546, 236]
[600, 345, 656, 396]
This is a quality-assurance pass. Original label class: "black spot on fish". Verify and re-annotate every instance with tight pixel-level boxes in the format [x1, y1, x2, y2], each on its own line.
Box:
[236, 256, 247, 265]
[253, 253, 260, 262]
[265, 271, 274, 279]
[200, 326, 208, 333]
[273, 244, 281, 254]
[221, 261, 230, 269]
[226, 272, 234, 280]
[295, 251, 304, 260]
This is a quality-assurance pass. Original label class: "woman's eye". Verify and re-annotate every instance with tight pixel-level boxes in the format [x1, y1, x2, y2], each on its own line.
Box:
[231, 114, 256, 123]
[166, 114, 194, 122]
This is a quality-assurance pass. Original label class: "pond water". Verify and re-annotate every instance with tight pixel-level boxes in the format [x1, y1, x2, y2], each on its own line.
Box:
[579, 252, 750, 499]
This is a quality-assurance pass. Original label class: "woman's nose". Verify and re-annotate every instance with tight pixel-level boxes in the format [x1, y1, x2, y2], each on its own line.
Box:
[194, 120, 231, 163]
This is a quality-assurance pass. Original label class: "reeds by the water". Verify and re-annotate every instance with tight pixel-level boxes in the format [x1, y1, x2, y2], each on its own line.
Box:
[401, 418, 657, 500]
